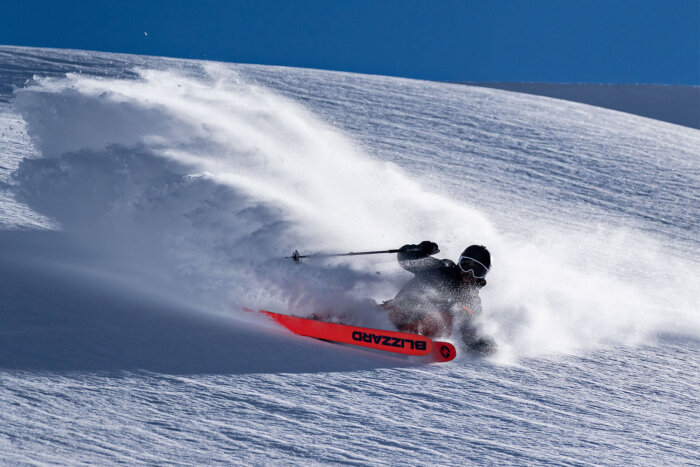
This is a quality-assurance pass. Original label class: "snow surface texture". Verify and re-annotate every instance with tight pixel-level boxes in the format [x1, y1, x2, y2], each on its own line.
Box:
[0, 46, 698, 464]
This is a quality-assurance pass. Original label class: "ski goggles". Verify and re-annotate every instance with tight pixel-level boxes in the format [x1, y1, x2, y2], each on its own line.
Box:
[458, 256, 490, 278]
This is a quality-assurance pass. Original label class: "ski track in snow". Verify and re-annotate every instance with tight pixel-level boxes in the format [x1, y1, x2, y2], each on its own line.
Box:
[0, 46, 698, 465]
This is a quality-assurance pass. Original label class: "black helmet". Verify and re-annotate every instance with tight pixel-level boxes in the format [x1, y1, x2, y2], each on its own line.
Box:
[458, 245, 491, 278]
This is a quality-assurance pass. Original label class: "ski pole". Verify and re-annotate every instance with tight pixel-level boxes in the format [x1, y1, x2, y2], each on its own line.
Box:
[285, 248, 401, 263]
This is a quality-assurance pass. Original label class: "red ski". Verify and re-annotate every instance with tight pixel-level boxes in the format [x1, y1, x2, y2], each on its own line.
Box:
[248, 309, 456, 363]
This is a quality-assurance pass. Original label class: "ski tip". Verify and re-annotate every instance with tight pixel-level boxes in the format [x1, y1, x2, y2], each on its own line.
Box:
[429, 341, 457, 363]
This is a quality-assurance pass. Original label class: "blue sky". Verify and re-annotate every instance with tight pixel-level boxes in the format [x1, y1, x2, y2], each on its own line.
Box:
[1, 0, 698, 84]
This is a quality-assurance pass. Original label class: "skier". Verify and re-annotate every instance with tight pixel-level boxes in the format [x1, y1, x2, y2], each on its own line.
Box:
[381, 241, 495, 354]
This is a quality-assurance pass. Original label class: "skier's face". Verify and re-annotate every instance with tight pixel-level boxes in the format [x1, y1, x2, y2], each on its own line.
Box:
[461, 269, 475, 283]
[461, 269, 487, 289]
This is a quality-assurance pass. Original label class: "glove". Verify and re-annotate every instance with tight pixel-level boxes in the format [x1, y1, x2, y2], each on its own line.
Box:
[399, 241, 439, 255]
[419, 241, 439, 255]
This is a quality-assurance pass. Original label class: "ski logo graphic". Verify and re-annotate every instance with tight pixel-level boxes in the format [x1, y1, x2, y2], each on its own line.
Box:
[351, 331, 428, 351]
[440, 344, 452, 359]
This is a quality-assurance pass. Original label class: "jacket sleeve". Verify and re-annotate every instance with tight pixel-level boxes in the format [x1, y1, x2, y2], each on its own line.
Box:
[397, 246, 444, 275]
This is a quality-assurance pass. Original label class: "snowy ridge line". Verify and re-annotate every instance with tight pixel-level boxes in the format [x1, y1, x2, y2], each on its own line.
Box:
[463, 81, 700, 130]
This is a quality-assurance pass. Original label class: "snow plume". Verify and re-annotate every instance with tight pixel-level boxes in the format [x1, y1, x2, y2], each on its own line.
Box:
[12, 66, 492, 320]
[12, 65, 700, 359]
[484, 225, 700, 360]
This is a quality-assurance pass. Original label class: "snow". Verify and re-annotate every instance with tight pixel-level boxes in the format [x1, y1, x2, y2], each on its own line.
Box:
[0, 46, 698, 464]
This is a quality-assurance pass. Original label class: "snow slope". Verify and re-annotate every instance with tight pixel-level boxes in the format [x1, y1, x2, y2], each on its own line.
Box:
[1, 46, 698, 464]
